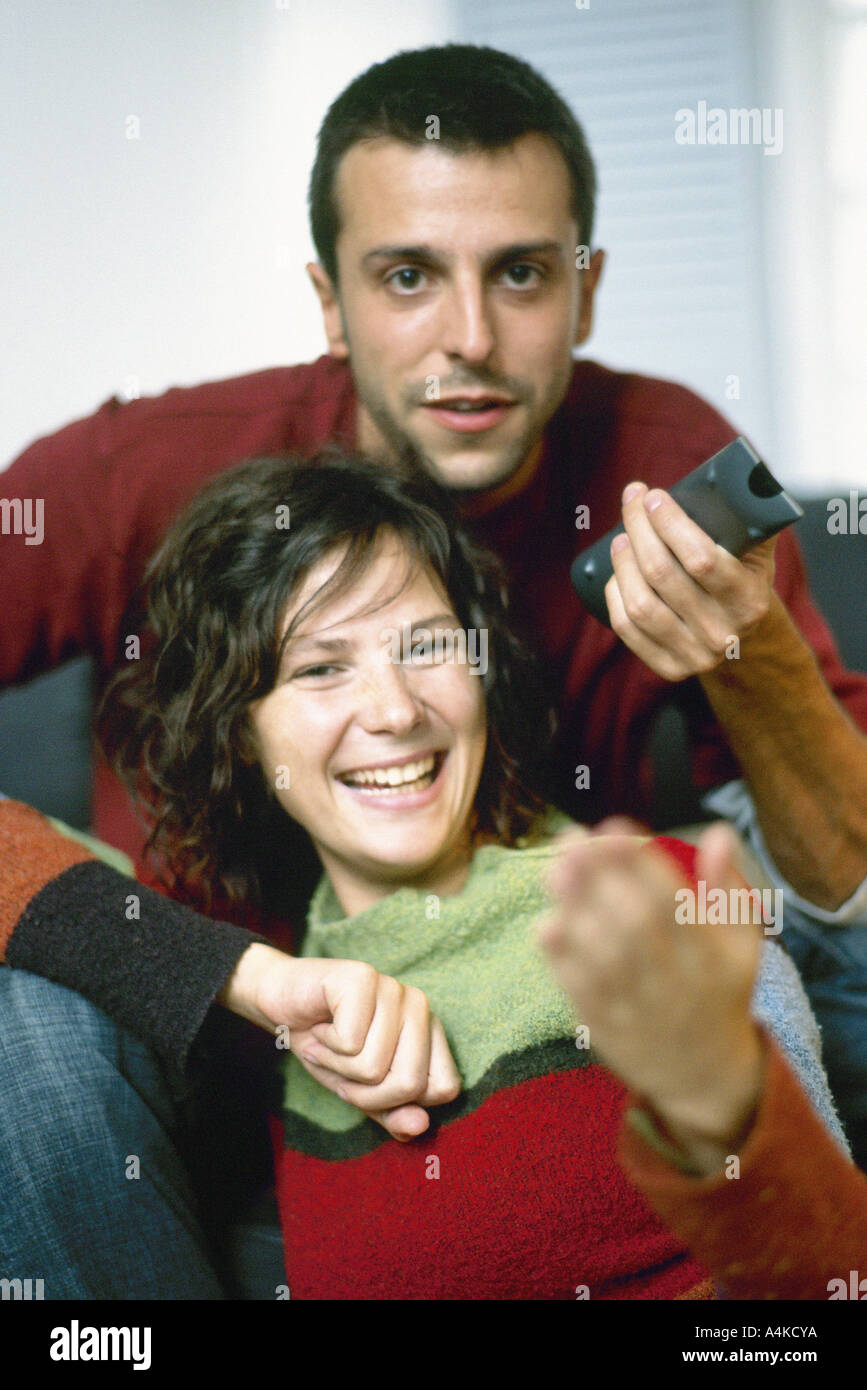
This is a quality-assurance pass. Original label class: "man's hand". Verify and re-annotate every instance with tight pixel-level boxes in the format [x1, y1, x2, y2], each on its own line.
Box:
[602, 481, 867, 911]
[537, 819, 765, 1174]
[604, 480, 775, 681]
[218, 945, 461, 1142]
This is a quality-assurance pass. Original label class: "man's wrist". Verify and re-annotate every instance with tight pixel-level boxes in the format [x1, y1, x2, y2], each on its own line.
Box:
[697, 592, 867, 909]
[701, 591, 807, 688]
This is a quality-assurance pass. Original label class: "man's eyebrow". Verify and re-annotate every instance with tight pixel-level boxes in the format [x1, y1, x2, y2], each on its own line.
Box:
[487, 240, 565, 266]
[361, 241, 565, 269]
[362, 244, 442, 267]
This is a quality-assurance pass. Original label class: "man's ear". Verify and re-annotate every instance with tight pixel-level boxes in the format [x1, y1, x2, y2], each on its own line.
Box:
[306, 261, 349, 360]
[575, 248, 605, 349]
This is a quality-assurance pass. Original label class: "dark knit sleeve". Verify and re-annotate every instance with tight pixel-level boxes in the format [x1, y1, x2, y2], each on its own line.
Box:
[0, 799, 268, 1072]
[618, 1029, 867, 1299]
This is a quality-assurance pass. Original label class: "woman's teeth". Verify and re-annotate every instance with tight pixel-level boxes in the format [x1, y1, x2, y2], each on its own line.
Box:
[341, 754, 438, 792]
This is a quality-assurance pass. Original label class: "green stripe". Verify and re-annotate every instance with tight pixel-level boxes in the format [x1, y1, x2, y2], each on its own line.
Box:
[286, 820, 585, 1135]
[47, 816, 135, 876]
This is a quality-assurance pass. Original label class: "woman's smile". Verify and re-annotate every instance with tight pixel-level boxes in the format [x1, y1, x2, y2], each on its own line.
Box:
[335, 748, 448, 805]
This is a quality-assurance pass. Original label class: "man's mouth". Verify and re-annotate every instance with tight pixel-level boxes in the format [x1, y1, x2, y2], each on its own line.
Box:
[436, 397, 510, 412]
[424, 397, 515, 433]
[337, 751, 445, 795]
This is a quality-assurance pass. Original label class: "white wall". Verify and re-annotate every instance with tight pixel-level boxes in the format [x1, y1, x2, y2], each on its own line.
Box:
[455, 0, 867, 493]
[756, 0, 867, 493]
[0, 0, 452, 466]
[3, 0, 864, 493]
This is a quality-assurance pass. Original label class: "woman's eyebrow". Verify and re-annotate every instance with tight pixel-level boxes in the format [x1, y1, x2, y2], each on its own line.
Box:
[402, 612, 459, 630]
[288, 612, 459, 651]
[288, 634, 352, 652]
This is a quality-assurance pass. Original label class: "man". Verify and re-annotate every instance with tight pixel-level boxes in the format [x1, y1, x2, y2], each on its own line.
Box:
[3, 47, 865, 903]
[1, 45, 866, 1293]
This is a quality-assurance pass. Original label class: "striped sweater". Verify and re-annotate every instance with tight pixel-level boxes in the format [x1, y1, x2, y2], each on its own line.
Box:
[2, 797, 866, 1298]
[275, 831, 848, 1300]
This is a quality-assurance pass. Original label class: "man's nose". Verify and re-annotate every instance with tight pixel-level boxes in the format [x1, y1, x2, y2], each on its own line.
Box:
[356, 658, 424, 736]
[440, 277, 496, 363]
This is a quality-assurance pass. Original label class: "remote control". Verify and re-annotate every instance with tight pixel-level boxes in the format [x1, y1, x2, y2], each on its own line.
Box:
[570, 437, 804, 626]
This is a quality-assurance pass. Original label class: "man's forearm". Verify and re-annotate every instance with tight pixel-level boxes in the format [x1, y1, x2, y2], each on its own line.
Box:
[699, 594, 867, 909]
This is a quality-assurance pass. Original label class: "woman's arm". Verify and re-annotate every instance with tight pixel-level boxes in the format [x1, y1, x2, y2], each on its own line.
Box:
[0, 797, 459, 1139]
[0, 799, 255, 1073]
[538, 820, 867, 1297]
[218, 941, 460, 1137]
[617, 1027, 867, 1300]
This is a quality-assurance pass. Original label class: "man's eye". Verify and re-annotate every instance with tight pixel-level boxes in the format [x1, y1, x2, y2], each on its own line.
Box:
[385, 267, 426, 293]
[503, 263, 542, 288]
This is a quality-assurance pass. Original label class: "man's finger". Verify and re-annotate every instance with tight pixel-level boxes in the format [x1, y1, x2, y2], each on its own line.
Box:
[621, 486, 723, 619]
[604, 570, 698, 680]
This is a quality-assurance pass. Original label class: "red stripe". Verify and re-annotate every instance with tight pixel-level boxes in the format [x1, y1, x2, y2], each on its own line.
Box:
[0, 801, 93, 958]
[653, 835, 698, 884]
[273, 1065, 709, 1300]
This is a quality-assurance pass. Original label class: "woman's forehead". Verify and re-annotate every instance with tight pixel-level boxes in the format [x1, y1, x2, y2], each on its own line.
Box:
[280, 534, 451, 643]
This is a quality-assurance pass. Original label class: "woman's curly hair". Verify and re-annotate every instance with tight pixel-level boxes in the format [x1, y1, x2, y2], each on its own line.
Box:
[99, 450, 556, 917]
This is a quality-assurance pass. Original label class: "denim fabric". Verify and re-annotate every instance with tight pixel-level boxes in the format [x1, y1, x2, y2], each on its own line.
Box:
[782, 911, 867, 1170]
[0, 968, 286, 1300]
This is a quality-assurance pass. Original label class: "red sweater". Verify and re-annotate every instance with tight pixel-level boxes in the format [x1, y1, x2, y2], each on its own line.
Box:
[3, 356, 865, 858]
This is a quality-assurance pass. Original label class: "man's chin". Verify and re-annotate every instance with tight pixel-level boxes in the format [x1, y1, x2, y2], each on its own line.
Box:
[355, 398, 535, 495]
[409, 442, 532, 495]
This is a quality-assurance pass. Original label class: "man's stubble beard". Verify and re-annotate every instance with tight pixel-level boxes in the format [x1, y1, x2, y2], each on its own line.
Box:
[351, 358, 557, 496]
[363, 395, 536, 494]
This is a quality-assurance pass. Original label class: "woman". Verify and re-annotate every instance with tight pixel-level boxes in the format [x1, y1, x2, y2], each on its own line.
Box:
[100, 449, 855, 1300]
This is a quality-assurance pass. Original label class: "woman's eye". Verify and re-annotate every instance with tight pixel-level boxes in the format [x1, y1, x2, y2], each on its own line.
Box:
[386, 266, 426, 293]
[294, 664, 340, 679]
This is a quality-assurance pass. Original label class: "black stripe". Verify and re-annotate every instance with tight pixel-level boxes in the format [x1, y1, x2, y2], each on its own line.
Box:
[8, 859, 267, 1074]
[281, 1034, 599, 1160]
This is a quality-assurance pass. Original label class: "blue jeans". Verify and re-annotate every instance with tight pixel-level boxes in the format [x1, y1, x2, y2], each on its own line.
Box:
[0, 967, 286, 1300]
[783, 909, 867, 1170]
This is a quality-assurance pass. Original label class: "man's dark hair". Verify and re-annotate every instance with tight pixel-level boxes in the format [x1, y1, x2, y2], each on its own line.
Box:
[309, 43, 597, 285]
[99, 450, 554, 922]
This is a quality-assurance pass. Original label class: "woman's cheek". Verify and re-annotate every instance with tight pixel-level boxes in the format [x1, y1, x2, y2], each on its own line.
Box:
[251, 695, 304, 800]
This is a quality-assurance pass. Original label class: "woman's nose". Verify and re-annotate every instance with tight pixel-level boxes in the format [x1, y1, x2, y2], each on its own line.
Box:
[355, 657, 424, 735]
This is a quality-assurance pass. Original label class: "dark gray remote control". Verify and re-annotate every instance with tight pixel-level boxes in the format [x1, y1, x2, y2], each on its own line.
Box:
[570, 437, 804, 626]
